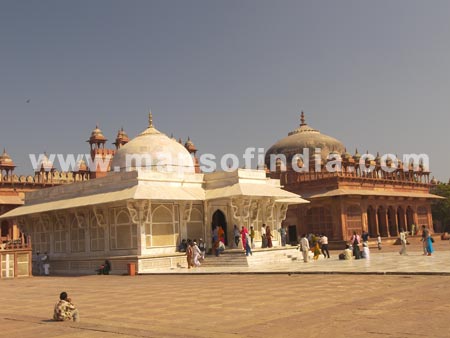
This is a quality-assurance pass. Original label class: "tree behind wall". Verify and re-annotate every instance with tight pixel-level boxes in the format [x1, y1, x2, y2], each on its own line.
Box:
[431, 183, 450, 232]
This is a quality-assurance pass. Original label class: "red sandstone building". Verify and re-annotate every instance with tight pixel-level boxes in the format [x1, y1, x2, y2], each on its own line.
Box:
[266, 112, 441, 243]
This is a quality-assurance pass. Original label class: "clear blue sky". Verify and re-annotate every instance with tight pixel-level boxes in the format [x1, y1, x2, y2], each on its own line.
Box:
[1, 0, 449, 181]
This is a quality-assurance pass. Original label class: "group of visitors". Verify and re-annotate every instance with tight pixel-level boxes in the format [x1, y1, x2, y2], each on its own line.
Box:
[340, 231, 370, 260]
[184, 238, 206, 268]
[337, 225, 435, 260]
[35, 251, 50, 276]
[212, 225, 226, 256]
[261, 224, 273, 248]
[298, 233, 330, 262]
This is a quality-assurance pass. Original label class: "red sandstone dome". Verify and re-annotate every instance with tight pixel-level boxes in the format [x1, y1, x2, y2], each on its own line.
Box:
[0, 148, 16, 169]
[265, 112, 345, 167]
[88, 125, 107, 143]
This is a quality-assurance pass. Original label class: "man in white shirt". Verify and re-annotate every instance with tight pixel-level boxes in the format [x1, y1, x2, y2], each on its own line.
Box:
[299, 234, 310, 263]
[319, 233, 330, 258]
[261, 224, 267, 248]
[399, 228, 408, 255]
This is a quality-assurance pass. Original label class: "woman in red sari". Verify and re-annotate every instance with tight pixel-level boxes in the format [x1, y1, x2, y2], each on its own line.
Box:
[240, 226, 248, 251]
[266, 225, 273, 248]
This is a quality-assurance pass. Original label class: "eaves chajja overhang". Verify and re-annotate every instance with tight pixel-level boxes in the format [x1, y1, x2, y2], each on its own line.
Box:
[302, 188, 444, 200]
[204, 182, 308, 203]
[0, 195, 24, 205]
[0, 184, 205, 220]
[0, 168, 309, 220]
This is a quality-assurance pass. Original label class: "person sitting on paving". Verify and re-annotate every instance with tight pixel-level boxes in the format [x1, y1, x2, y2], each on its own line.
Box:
[53, 291, 80, 322]
[97, 260, 111, 275]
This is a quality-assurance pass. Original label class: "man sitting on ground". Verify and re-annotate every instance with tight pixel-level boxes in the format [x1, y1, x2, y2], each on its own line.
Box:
[339, 244, 353, 260]
[53, 291, 80, 322]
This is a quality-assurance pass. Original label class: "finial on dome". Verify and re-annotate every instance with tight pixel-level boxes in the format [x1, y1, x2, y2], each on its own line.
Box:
[300, 111, 306, 126]
[148, 110, 154, 128]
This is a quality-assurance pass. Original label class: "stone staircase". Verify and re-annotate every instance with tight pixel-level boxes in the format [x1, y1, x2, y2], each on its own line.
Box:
[199, 247, 301, 268]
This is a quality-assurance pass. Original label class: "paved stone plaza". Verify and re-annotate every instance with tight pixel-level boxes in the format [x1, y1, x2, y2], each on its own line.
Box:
[2, 243, 450, 338]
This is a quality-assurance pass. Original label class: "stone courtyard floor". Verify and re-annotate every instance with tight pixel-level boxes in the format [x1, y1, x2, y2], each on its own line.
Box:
[2, 243, 450, 338]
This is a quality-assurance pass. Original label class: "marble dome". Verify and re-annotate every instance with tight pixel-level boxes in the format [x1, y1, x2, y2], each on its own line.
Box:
[110, 114, 195, 173]
[265, 112, 345, 166]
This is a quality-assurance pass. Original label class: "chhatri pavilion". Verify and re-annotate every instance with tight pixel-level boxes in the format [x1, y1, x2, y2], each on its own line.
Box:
[0, 114, 306, 275]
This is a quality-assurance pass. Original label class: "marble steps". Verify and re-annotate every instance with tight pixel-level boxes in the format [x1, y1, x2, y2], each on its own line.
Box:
[200, 248, 300, 267]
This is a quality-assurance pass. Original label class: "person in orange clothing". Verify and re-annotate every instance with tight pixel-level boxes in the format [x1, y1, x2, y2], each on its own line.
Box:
[218, 225, 225, 244]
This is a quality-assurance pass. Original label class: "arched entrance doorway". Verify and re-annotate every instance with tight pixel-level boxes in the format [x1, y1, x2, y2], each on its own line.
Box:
[367, 206, 377, 236]
[211, 210, 228, 245]
[387, 206, 398, 237]
[406, 206, 415, 234]
[377, 206, 388, 237]
[1, 220, 10, 239]
[397, 207, 406, 233]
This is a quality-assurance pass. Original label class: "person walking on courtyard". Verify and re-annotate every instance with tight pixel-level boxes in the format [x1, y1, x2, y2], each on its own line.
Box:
[53, 291, 80, 322]
[312, 241, 321, 260]
[266, 225, 273, 248]
[233, 224, 240, 248]
[399, 228, 408, 255]
[377, 234, 382, 250]
[261, 224, 267, 248]
[299, 234, 310, 263]
[240, 226, 248, 252]
[320, 233, 330, 258]
[421, 226, 430, 255]
[192, 240, 202, 267]
[198, 238, 206, 260]
[244, 231, 252, 256]
[186, 239, 194, 268]
[36, 251, 44, 276]
[278, 226, 287, 246]
[42, 251, 50, 276]
[350, 231, 361, 259]
[422, 225, 434, 256]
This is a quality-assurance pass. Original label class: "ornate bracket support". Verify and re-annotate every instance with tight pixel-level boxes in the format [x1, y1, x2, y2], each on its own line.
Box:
[276, 203, 289, 223]
[127, 200, 151, 224]
[181, 201, 193, 222]
[263, 198, 276, 223]
[52, 212, 67, 230]
[72, 209, 89, 229]
[17, 216, 30, 234]
[92, 206, 108, 228]
[249, 200, 260, 223]
[230, 197, 252, 223]
[36, 214, 52, 232]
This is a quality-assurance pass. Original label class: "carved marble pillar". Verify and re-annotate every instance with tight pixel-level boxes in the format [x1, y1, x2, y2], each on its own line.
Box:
[127, 200, 151, 255]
